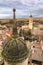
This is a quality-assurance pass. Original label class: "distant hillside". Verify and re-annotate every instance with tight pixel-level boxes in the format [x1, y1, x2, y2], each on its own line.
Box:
[0, 17, 43, 23]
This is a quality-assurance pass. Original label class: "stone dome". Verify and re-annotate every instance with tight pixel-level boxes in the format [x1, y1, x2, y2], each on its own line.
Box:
[29, 15, 33, 17]
[2, 37, 28, 62]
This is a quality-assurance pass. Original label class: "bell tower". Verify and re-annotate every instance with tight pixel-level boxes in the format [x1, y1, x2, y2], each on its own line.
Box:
[29, 15, 33, 29]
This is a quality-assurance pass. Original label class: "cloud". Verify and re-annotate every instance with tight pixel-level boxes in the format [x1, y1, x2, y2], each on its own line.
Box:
[32, 8, 43, 17]
[0, 0, 43, 18]
[0, 7, 13, 18]
[0, 0, 43, 9]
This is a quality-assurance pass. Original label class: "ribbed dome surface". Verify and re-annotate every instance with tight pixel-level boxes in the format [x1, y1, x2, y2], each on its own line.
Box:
[2, 37, 28, 62]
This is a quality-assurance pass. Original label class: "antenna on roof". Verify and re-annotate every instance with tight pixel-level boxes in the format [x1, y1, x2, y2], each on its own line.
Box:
[29, 8, 32, 17]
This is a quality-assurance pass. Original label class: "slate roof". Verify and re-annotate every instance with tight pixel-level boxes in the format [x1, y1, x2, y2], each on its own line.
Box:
[26, 41, 43, 62]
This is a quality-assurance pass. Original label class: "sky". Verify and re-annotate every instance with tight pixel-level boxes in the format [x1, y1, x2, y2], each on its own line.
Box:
[0, 0, 43, 18]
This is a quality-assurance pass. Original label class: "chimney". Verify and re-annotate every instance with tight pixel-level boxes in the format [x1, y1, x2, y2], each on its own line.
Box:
[13, 8, 16, 19]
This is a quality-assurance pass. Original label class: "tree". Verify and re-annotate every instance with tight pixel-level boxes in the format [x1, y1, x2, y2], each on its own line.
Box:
[0, 21, 2, 25]
[9, 19, 14, 24]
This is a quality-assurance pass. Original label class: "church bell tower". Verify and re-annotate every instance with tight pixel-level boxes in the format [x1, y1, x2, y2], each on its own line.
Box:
[29, 15, 33, 29]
